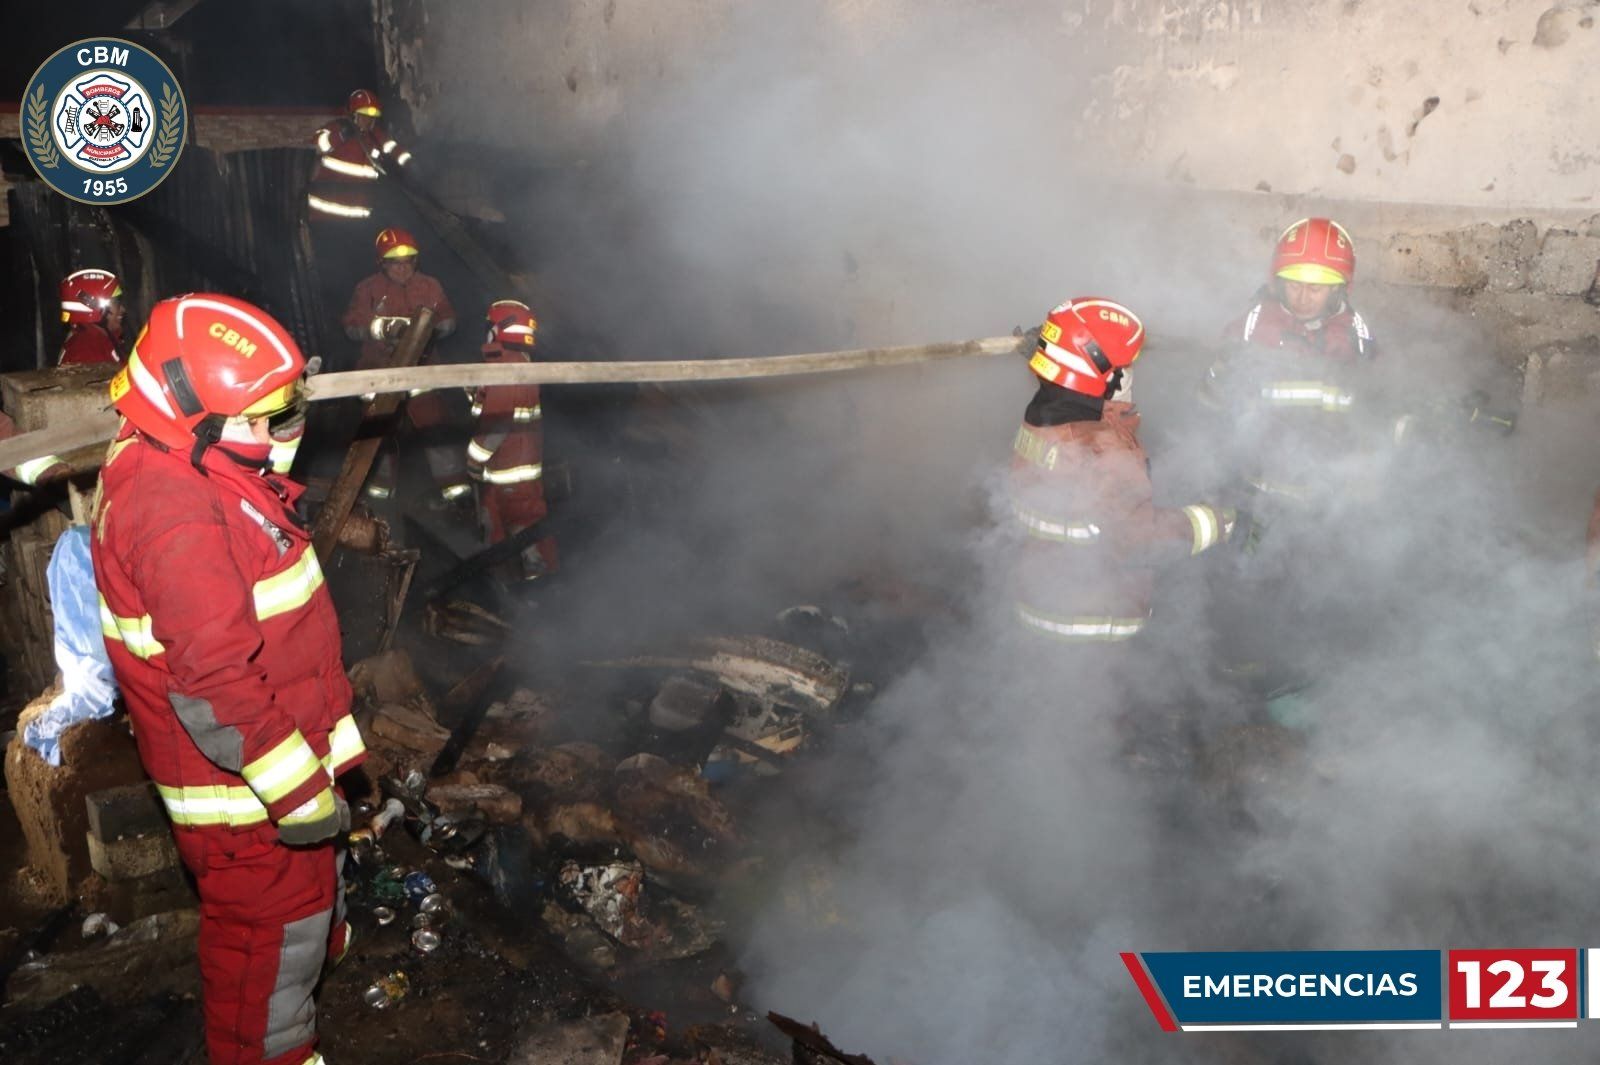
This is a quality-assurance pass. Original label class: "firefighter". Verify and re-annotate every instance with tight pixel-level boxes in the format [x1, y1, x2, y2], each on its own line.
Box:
[92, 294, 363, 1065]
[341, 227, 467, 506]
[467, 300, 558, 579]
[1222, 216, 1375, 361]
[1203, 217, 1381, 508]
[1010, 297, 1241, 645]
[306, 88, 412, 223]
[57, 268, 126, 365]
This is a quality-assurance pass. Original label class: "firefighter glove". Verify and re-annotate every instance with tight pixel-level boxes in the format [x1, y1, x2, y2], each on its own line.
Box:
[277, 788, 350, 846]
[1224, 507, 1263, 555]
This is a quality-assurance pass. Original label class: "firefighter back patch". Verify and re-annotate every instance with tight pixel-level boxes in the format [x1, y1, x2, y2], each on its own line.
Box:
[23, 37, 187, 205]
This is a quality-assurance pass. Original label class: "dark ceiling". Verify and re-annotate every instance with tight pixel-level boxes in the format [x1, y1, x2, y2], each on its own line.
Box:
[3, 1, 378, 108]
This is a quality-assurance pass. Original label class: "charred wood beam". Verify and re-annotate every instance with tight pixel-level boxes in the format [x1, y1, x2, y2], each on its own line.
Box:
[0, 335, 1028, 471]
[310, 307, 435, 560]
[767, 1012, 879, 1065]
[429, 656, 508, 778]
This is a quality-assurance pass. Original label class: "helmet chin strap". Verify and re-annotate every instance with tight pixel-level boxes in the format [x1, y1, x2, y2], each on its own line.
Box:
[190, 414, 225, 471]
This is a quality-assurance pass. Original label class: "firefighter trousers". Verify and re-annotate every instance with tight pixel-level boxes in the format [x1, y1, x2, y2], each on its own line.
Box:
[171, 823, 346, 1065]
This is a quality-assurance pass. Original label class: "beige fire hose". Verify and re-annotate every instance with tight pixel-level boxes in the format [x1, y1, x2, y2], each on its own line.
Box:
[0, 335, 1026, 473]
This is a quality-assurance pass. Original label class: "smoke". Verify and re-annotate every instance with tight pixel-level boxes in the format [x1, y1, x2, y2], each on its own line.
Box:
[409, 1, 1600, 1061]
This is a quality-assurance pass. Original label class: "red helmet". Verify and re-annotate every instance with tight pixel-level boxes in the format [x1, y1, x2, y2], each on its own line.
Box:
[1028, 297, 1145, 398]
[375, 227, 419, 260]
[60, 268, 122, 325]
[484, 299, 538, 351]
[348, 89, 382, 117]
[1271, 217, 1355, 285]
[109, 294, 306, 454]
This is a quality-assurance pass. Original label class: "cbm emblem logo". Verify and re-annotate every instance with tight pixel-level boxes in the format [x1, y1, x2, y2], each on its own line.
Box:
[23, 38, 187, 205]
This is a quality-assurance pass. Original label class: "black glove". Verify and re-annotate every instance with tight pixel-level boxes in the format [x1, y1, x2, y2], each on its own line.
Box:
[277, 789, 350, 846]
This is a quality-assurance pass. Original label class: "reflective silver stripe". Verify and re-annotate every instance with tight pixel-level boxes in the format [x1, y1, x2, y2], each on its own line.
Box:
[380, 139, 397, 153]
[315, 130, 332, 153]
[307, 194, 371, 218]
[364, 483, 392, 499]
[253, 551, 326, 621]
[482, 463, 543, 485]
[1015, 604, 1147, 641]
[155, 782, 270, 826]
[12, 455, 61, 484]
[1012, 424, 1058, 470]
[394, 151, 412, 166]
[512, 405, 542, 422]
[318, 155, 381, 179]
[1011, 501, 1100, 543]
[440, 483, 473, 500]
[1259, 382, 1353, 412]
[1241, 304, 1262, 342]
[466, 440, 495, 464]
[470, 401, 484, 418]
[1182, 504, 1220, 555]
[325, 714, 366, 772]
[99, 596, 166, 658]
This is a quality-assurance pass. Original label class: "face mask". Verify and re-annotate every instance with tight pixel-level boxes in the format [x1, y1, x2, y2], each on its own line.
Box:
[267, 403, 307, 475]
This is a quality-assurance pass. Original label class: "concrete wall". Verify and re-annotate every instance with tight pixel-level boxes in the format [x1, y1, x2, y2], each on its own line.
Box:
[389, 0, 1600, 210]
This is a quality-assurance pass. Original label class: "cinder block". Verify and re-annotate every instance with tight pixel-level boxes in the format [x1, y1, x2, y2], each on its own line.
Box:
[87, 830, 181, 882]
[86, 782, 168, 843]
[1375, 230, 1484, 289]
[1529, 230, 1600, 296]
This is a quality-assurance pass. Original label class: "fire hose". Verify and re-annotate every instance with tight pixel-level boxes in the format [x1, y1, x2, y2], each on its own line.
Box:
[0, 335, 1028, 475]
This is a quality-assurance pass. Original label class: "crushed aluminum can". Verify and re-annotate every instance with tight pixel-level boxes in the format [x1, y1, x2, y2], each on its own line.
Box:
[363, 970, 409, 1008]
[372, 906, 396, 926]
[403, 871, 437, 901]
[411, 912, 434, 930]
[411, 928, 441, 953]
[419, 892, 448, 915]
[402, 768, 428, 796]
[81, 913, 119, 939]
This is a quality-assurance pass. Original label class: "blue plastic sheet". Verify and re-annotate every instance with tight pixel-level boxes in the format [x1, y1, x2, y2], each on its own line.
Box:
[21, 526, 119, 765]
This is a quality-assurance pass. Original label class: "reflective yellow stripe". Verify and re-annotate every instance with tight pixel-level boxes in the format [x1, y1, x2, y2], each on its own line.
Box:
[1015, 604, 1147, 641]
[1260, 381, 1353, 413]
[155, 782, 270, 827]
[1012, 425, 1059, 470]
[279, 787, 335, 826]
[242, 729, 322, 804]
[482, 463, 542, 485]
[1011, 501, 1100, 543]
[104, 437, 137, 467]
[307, 194, 371, 219]
[1182, 504, 1221, 555]
[319, 155, 381, 179]
[99, 595, 166, 658]
[466, 440, 495, 464]
[13, 455, 62, 484]
[253, 551, 325, 621]
[325, 714, 367, 772]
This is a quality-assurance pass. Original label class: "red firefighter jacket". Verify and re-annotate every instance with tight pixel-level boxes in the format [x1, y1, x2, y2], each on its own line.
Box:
[1009, 402, 1228, 642]
[1222, 292, 1376, 362]
[307, 116, 410, 219]
[91, 428, 365, 832]
[342, 271, 457, 370]
[58, 323, 121, 366]
[467, 346, 546, 496]
[1212, 294, 1379, 501]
